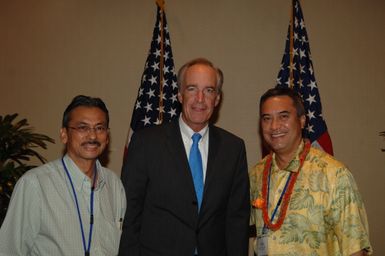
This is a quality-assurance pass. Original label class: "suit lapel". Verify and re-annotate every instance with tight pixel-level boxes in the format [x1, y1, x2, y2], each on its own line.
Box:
[164, 121, 197, 200]
[199, 125, 220, 217]
[205, 125, 220, 189]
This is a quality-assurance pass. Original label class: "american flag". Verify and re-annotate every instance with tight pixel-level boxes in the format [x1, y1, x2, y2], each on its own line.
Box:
[124, 1, 181, 157]
[276, 0, 333, 155]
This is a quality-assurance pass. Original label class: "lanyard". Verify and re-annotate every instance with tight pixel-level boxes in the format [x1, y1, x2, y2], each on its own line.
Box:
[261, 141, 311, 232]
[62, 158, 96, 256]
[263, 165, 292, 232]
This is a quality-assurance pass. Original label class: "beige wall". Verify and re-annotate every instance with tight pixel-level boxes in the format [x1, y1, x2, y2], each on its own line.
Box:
[1, 0, 384, 254]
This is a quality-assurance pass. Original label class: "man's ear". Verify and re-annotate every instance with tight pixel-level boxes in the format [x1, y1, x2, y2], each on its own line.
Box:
[214, 93, 221, 107]
[106, 131, 110, 145]
[177, 91, 183, 103]
[60, 127, 68, 144]
[300, 115, 306, 129]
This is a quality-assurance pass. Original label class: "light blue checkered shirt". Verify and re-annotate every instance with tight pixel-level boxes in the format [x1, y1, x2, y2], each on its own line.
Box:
[0, 155, 126, 255]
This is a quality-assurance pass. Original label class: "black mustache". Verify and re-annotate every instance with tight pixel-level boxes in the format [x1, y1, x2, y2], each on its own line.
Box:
[81, 141, 101, 146]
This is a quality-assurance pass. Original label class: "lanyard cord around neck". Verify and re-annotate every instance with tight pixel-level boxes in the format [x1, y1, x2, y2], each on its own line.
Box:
[62, 158, 97, 256]
[261, 140, 311, 231]
[265, 165, 292, 230]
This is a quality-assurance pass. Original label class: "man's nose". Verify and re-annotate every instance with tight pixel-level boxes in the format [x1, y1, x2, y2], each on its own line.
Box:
[270, 117, 280, 130]
[196, 90, 204, 102]
[87, 128, 98, 139]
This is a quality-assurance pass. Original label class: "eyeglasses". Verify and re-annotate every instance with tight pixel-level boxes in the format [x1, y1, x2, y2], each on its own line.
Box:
[184, 85, 218, 98]
[67, 125, 109, 135]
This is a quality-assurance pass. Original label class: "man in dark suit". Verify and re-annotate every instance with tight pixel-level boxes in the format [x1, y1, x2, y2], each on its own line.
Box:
[119, 58, 250, 256]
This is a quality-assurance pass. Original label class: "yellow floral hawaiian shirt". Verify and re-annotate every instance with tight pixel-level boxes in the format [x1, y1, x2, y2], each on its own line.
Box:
[249, 141, 372, 256]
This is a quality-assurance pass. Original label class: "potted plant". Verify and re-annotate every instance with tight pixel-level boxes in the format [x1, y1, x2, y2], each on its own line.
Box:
[0, 113, 54, 225]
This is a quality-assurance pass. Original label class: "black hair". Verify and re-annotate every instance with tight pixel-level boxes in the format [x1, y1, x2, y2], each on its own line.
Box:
[62, 95, 109, 127]
[259, 87, 305, 117]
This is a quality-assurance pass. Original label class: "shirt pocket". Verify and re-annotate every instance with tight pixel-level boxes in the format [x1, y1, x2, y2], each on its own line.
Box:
[99, 216, 122, 255]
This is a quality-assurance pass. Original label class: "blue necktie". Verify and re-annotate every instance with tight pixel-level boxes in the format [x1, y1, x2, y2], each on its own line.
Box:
[189, 133, 204, 211]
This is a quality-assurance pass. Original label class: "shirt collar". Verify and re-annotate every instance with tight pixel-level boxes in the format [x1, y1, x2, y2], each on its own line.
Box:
[63, 154, 105, 192]
[178, 115, 209, 141]
[272, 140, 305, 173]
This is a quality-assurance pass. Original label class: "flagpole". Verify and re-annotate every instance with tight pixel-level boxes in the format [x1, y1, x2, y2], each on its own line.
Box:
[289, 0, 295, 88]
[156, 0, 165, 123]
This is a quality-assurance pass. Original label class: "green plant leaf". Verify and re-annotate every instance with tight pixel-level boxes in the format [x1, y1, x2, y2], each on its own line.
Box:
[0, 113, 55, 224]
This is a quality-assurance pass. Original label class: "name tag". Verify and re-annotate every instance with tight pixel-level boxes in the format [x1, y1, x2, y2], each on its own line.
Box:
[256, 234, 268, 256]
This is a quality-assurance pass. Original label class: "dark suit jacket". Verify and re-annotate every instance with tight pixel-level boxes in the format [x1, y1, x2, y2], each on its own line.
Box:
[119, 121, 250, 256]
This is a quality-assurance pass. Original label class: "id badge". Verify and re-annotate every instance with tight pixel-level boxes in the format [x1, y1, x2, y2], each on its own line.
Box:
[256, 234, 268, 256]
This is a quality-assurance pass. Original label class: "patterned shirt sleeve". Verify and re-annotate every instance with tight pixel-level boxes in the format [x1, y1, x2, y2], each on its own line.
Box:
[328, 166, 372, 255]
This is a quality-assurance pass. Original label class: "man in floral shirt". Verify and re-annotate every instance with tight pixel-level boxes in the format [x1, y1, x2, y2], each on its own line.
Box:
[249, 88, 372, 256]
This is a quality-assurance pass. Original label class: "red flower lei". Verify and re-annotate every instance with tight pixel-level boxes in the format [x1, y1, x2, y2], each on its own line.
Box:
[261, 140, 311, 231]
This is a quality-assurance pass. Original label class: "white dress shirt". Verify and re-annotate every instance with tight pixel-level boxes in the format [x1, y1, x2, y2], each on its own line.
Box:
[179, 116, 209, 182]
